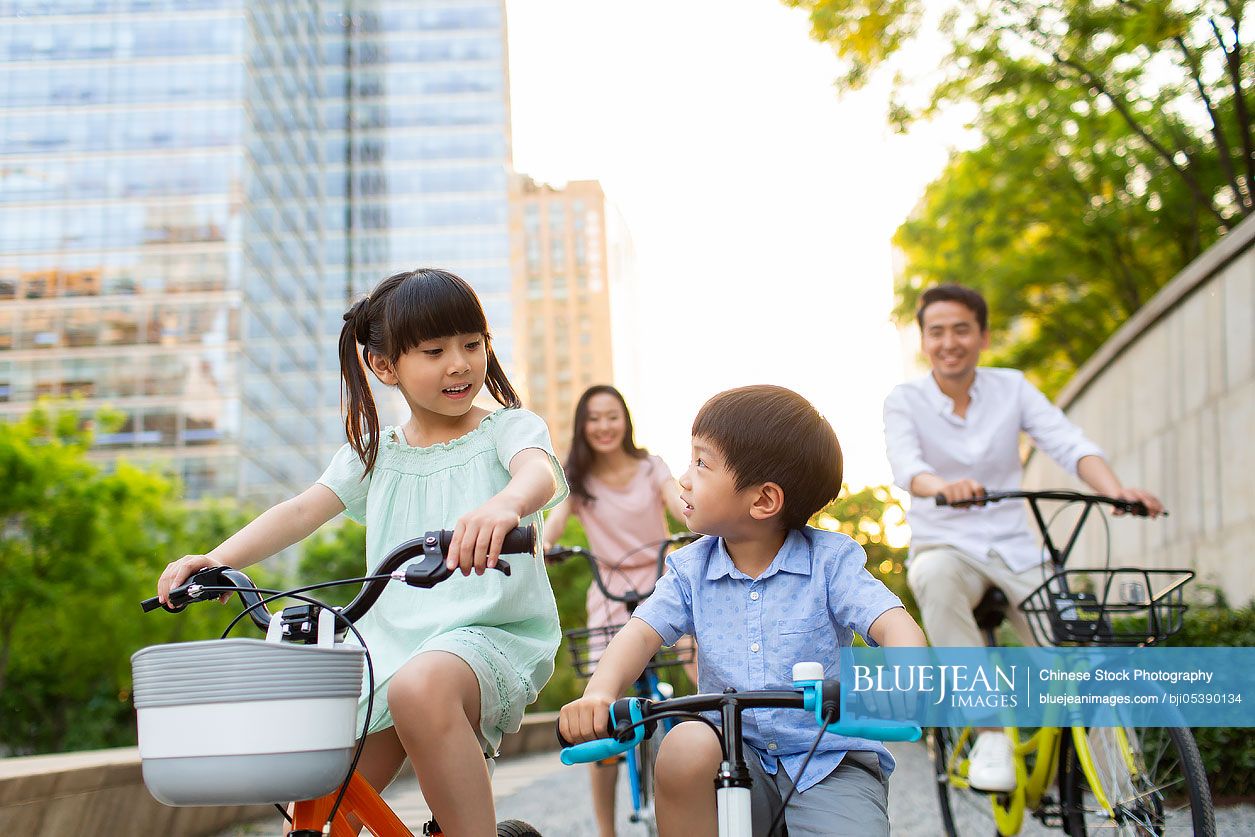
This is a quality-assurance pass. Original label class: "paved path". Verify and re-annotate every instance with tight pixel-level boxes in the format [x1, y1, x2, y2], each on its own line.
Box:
[219, 741, 1253, 835]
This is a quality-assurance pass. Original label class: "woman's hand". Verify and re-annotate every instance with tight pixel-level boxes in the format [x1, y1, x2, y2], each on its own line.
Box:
[1112, 486, 1165, 517]
[558, 690, 615, 744]
[447, 497, 522, 575]
[157, 554, 228, 606]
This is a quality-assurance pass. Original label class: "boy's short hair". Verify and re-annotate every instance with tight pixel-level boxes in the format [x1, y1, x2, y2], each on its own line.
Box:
[915, 284, 989, 332]
[692, 385, 842, 529]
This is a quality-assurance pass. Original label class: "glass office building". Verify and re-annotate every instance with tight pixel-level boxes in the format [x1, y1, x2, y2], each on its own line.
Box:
[316, 1, 516, 439]
[0, 0, 515, 502]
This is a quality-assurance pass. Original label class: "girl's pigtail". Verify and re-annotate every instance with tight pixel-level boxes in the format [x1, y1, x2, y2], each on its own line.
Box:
[339, 299, 381, 475]
[483, 335, 521, 408]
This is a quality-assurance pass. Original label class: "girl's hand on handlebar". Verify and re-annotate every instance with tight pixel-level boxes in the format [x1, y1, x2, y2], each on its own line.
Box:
[558, 691, 614, 744]
[448, 498, 522, 575]
[158, 555, 228, 606]
[938, 479, 985, 507]
[1112, 487, 1164, 517]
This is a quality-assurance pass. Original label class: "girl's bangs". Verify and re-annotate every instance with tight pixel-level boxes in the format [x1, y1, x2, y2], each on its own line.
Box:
[384, 270, 489, 357]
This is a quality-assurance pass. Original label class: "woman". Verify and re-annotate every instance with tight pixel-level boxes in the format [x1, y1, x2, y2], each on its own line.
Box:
[544, 384, 689, 837]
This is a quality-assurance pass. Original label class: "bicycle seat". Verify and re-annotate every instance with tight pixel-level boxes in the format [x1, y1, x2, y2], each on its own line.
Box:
[972, 587, 1009, 631]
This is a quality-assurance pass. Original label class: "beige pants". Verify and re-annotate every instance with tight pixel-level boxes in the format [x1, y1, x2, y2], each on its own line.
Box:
[906, 545, 1046, 647]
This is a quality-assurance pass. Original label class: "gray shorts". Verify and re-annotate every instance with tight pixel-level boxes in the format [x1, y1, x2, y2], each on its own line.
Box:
[747, 750, 889, 837]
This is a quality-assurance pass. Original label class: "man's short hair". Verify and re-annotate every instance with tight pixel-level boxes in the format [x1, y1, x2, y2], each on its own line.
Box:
[915, 284, 989, 332]
[692, 385, 842, 529]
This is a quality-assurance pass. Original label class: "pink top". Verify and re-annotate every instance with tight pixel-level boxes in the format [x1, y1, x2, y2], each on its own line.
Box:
[572, 455, 675, 629]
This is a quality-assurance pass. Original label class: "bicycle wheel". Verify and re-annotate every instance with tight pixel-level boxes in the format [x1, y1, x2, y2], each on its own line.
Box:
[628, 733, 660, 836]
[1060, 726, 1215, 836]
[930, 726, 1002, 835]
[497, 819, 542, 837]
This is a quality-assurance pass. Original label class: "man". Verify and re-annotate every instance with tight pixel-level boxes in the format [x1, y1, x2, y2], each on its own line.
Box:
[882, 284, 1162, 792]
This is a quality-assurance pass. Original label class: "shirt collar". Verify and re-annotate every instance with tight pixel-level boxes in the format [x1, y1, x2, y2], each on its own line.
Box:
[923, 369, 982, 415]
[705, 529, 812, 581]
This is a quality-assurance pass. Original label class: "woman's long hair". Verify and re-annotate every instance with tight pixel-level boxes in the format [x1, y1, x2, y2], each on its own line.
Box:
[338, 268, 520, 474]
[565, 384, 647, 506]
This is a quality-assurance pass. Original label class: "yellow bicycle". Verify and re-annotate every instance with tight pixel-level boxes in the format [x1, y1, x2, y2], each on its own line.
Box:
[930, 490, 1216, 836]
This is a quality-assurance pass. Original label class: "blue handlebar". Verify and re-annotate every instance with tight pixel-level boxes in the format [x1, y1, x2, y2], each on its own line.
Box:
[559, 736, 634, 765]
[559, 699, 646, 765]
[796, 678, 923, 743]
[826, 718, 921, 741]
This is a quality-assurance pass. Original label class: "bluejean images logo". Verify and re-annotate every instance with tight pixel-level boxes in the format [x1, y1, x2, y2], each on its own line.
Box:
[853, 663, 1019, 709]
[839, 647, 1254, 728]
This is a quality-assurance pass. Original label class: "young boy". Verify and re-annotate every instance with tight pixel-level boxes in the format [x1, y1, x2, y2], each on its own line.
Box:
[559, 385, 927, 837]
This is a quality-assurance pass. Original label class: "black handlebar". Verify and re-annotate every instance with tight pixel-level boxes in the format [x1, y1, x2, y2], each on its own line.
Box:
[141, 525, 536, 627]
[554, 688, 810, 750]
[544, 533, 699, 606]
[931, 490, 1166, 570]
[934, 489, 1162, 517]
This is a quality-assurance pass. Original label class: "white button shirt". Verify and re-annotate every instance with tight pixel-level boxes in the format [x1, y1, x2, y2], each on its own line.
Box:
[883, 368, 1104, 573]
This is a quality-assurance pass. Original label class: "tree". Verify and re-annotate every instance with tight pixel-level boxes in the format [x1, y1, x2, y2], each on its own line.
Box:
[298, 520, 368, 609]
[0, 403, 251, 754]
[786, 0, 1252, 394]
[812, 485, 920, 625]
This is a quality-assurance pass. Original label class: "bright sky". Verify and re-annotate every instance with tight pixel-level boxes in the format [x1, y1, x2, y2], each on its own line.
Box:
[506, 0, 963, 489]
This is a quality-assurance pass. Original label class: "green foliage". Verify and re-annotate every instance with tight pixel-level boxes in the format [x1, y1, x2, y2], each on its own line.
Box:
[1161, 604, 1255, 798]
[534, 514, 594, 711]
[297, 520, 368, 609]
[0, 403, 253, 755]
[811, 485, 919, 626]
[788, 0, 1252, 395]
[534, 512, 696, 711]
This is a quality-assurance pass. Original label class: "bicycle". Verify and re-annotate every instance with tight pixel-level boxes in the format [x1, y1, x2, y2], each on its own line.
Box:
[928, 490, 1215, 836]
[556, 661, 922, 836]
[134, 525, 545, 837]
[544, 533, 699, 835]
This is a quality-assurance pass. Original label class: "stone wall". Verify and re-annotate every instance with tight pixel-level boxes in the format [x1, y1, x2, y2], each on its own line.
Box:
[0, 712, 561, 836]
[1022, 212, 1255, 607]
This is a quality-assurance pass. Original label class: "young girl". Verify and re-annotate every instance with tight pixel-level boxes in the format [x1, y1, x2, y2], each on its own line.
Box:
[156, 268, 567, 836]
[543, 385, 689, 837]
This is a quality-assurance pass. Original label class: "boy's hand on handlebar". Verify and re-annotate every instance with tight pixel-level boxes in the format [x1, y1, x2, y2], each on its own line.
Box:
[938, 479, 985, 507]
[1112, 487, 1164, 517]
[559, 691, 614, 745]
[448, 498, 522, 575]
[158, 555, 229, 606]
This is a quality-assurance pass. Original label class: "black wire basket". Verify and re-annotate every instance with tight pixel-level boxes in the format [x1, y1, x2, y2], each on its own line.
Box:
[1018, 567, 1194, 647]
[564, 624, 695, 678]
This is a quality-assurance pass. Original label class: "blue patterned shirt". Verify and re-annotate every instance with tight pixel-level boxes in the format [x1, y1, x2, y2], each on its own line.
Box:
[633, 527, 903, 791]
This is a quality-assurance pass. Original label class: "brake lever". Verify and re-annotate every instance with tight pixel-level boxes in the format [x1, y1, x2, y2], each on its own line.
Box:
[140, 566, 231, 613]
[398, 549, 512, 588]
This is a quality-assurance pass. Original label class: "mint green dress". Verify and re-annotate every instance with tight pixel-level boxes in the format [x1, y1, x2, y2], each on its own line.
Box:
[316, 408, 568, 751]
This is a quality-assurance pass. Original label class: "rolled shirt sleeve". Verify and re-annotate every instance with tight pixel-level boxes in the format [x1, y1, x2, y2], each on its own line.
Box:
[883, 386, 935, 493]
[632, 553, 694, 646]
[824, 536, 904, 647]
[1017, 373, 1104, 475]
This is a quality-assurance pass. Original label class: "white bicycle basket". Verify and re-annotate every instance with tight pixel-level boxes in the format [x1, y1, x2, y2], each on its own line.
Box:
[131, 638, 365, 806]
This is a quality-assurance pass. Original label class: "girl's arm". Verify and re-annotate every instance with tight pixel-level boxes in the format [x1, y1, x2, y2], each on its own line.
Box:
[542, 496, 573, 551]
[447, 447, 557, 575]
[157, 484, 346, 604]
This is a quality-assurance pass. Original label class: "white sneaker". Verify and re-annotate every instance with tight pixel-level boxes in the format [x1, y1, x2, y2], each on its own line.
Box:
[967, 731, 1016, 793]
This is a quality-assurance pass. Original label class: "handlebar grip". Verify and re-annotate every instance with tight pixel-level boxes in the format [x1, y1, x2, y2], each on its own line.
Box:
[544, 547, 578, 564]
[559, 737, 633, 765]
[826, 718, 922, 742]
[437, 524, 535, 556]
[140, 595, 168, 613]
[141, 579, 199, 613]
[555, 721, 573, 749]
